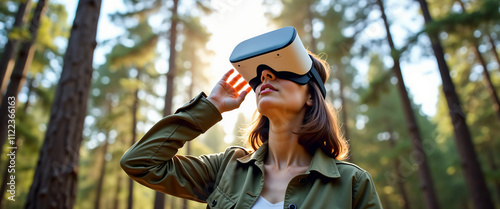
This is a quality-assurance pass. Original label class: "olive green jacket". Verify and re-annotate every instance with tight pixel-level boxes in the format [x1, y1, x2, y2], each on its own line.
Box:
[120, 93, 383, 209]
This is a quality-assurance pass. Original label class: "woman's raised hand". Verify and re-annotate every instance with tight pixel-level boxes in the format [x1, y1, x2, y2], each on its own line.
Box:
[207, 69, 252, 113]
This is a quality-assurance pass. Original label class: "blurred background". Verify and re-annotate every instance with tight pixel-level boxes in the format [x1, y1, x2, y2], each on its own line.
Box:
[0, 0, 499, 208]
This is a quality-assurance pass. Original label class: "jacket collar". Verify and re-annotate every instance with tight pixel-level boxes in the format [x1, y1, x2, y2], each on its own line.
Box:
[237, 142, 341, 179]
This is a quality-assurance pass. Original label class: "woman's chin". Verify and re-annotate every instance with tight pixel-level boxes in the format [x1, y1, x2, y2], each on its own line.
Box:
[257, 99, 281, 115]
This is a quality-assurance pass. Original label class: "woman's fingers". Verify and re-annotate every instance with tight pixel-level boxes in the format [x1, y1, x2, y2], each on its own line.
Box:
[228, 74, 242, 86]
[233, 80, 249, 92]
[221, 69, 235, 82]
[222, 69, 250, 93]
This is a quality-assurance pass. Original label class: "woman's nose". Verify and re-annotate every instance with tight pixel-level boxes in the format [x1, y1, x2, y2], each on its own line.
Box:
[261, 70, 276, 82]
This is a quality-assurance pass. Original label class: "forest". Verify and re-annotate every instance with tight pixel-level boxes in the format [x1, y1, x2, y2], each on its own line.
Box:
[0, 0, 499, 208]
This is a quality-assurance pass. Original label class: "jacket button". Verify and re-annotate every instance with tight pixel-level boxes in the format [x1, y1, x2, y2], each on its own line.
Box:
[211, 199, 217, 207]
[288, 204, 297, 209]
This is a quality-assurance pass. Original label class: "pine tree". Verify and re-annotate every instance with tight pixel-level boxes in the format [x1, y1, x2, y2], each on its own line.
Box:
[416, 0, 494, 208]
[25, 0, 102, 208]
[376, 0, 439, 208]
[0, 0, 31, 95]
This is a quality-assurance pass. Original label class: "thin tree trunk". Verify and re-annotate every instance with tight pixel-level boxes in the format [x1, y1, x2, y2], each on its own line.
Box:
[156, 0, 179, 208]
[376, 0, 440, 208]
[471, 42, 500, 123]
[0, 0, 45, 162]
[417, 0, 494, 208]
[486, 149, 500, 203]
[388, 133, 410, 209]
[113, 174, 122, 209]
[162, 0, 179, 118]
[24, 0, 102, 208]
[94, 131, 110, 209]
[0, 0, 32, 96]
[486, 34, 500, 70]
[128, 68, 142, 209]
[456, 0, 500, 124]
[0, 77, 32, 208]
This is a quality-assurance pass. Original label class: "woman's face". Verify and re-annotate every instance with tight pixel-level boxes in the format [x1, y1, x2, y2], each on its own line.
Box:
[255, 69, 312, 117]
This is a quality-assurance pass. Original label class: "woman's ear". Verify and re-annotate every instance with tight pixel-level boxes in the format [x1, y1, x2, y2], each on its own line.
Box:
[306, 95, 313, 106]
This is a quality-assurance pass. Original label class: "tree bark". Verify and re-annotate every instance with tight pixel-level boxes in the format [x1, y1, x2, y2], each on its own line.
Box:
[24, 0, 102, 208]
[0, 0, 32, 96]
[0, 0, 45, 168]
[156, 0, 179, 208]
[94, 131, 110, 209]
[376, 0, 440, 208]
[417, 0, 494, 208]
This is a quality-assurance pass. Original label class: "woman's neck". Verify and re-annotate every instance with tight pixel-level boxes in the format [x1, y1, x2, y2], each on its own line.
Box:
[265, 114, 312, 170]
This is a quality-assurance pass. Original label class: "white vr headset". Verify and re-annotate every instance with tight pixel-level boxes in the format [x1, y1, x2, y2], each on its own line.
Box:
[229, 26, 327, 98]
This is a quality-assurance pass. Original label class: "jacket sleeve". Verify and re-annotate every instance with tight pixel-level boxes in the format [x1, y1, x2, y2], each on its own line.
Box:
[352, 171, 383, 209]
[120, 92, 224, 203]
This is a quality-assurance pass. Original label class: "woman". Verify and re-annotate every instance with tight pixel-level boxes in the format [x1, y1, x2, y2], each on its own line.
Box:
[120, 50, 382, 208]
[122, 25, 383, 208]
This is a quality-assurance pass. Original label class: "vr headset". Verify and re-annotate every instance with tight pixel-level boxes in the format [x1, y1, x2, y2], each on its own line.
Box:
[229, 26, 327, 98]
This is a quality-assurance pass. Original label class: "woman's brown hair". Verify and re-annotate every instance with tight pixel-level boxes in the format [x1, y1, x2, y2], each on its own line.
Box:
[246, 53, 349, 160]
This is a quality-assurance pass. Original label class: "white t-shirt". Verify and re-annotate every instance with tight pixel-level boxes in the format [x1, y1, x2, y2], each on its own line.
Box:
[251, 196, 284, 209]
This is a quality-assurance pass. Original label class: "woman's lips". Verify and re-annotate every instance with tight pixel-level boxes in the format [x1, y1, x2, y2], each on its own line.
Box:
[260, 83, 277, 95]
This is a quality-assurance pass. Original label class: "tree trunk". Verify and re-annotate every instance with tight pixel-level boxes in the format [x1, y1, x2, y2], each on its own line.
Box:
[155, 0, 179, 208]
[0, 77, 33, 208]
[113, 174, 122, 209]
[486, 149, 500, 203]
[456, 0, 500, 125]
[128, 68, 142, 209]
[417, 0, 494, 208]
[471, 42, 500, 124]
[376, 0, 440, 208]
[388, 133, 410, 209]
[24, 0, 101, 208]
[162, 0, 179, 118]
[0, 0, 45, 162]
[486, 34, 500, 71]
[94, 131, 110, 209]
[0, 0, 32, 96]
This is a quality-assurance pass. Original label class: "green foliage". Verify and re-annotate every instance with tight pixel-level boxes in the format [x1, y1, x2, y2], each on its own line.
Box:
[425, 0, 500, 37]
